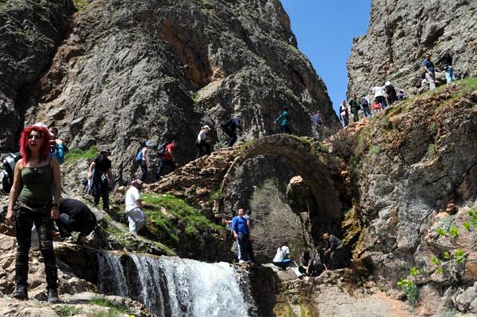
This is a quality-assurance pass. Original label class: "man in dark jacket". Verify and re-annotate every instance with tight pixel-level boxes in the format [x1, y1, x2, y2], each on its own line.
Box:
[88, 149, 113, 212]
[221, 115, 244, 147]
[322, 232, 348, 269]
[56, 198, 97, 244]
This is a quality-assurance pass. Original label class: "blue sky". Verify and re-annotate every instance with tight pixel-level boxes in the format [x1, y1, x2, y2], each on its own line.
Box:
[280, 0, 371, 116]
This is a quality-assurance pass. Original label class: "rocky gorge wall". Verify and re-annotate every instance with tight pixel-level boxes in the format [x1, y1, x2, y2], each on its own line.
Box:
[0, 0, 341, 185]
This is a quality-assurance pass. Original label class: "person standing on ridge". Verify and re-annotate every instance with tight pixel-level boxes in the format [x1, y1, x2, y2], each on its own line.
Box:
[5, 125, 62, 303]
[422, 53, 436, 90]
[339, 100, 349, 127]
[371, 85, 387, 110]
[231, 208, 250, 264]
[274, 107, 292, 134]
[88, 149, 113, 212]
[437, 51, 456, 85]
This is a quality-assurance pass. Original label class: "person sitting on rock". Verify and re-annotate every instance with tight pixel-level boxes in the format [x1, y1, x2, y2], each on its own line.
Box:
[272, 241, 292, 270]
[55, 198, 97, 244]
[298, 250, 313, 276]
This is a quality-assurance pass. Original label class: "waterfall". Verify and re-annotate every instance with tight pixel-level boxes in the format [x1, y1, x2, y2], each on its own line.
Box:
[97, 252, 256, 317]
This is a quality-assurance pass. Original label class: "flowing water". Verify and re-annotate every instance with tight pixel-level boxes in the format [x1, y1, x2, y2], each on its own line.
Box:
[97, 252, 256, 317]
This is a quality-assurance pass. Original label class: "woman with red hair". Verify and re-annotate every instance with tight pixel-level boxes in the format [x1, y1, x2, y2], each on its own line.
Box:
[5, 125, 61, 303]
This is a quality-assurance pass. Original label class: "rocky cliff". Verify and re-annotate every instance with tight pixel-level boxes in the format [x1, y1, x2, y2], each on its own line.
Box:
[0, 0, 341, 184]
[348, 0, 477, 98]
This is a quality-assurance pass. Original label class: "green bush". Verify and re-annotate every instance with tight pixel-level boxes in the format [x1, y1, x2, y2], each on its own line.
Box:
[397, 278, 419, 304]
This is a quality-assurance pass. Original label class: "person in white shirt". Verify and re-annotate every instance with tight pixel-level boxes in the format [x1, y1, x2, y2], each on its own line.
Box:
[125, 179, 146, 235]
[370, 85, 387, 110]
[272, 242, 292, 270]
[196, 125, 211, 158]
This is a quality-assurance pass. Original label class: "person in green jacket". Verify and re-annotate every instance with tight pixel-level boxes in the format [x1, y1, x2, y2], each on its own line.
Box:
[275, 107, 292, 134]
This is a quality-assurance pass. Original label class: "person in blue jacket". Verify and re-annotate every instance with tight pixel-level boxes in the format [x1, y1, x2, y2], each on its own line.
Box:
[232, 208, 250, 264]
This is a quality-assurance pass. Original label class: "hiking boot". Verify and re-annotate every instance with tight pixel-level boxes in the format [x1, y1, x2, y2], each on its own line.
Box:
[12, 285, 28, 300]
[47, 288, 60, 303]
[76, 233, 87, 244]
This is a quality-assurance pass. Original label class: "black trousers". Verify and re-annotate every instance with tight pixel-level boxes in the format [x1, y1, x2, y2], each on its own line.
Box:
[93, 178, 109, 210]
[15, 204, 58, 290]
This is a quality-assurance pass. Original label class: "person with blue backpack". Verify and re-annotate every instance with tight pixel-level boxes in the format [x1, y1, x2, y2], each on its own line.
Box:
[136, 140, 153, 182]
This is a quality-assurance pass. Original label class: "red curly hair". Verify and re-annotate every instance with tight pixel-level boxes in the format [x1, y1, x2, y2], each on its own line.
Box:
[19, 125, 51, 165]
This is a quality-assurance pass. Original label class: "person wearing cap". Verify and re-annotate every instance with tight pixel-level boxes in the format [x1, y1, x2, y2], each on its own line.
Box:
[196, 125, 211, 158]
[88, 149, 113, 212]
[137, 140, 153, 182]
[422, 53, 436, 90]
[125, 179, 146, 235]
[155, 140, 177, 180]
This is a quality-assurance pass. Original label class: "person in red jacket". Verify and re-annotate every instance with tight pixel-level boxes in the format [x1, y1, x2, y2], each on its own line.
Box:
[155, 140, 177, 180]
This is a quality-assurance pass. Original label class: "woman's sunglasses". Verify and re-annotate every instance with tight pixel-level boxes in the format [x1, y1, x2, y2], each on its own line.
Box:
[28, 134, 42, 140]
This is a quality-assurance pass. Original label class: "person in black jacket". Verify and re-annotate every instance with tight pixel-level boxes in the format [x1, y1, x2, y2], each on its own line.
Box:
[55, 198, 97, 244]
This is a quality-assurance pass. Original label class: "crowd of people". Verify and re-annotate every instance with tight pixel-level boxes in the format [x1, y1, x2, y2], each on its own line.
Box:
[340, 51, 457, 127]
[3, 50, 458, 303]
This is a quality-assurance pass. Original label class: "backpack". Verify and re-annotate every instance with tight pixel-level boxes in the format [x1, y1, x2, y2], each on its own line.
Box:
[136, 149, 143, 162]
[0, 152, 22, 193]
[220, 119, 233, 132]
[157, 143, 166, 157]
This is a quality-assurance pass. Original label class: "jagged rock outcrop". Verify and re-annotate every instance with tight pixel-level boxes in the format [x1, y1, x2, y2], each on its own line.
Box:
[340, 83, 477, 315]
[0, 0, 341, 185]
[348, 0, 477, 98]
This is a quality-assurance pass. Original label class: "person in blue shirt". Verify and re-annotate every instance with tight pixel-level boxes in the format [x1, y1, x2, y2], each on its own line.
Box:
[48, 127, 66, 164]
[231, 208, 250, 263]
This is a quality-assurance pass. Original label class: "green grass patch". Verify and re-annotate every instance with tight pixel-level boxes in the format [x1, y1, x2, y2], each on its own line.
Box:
[54, 305, 82, 317]
[142, 193, 223, 242]
[88, 298, 128, 316]
[64, 147, 99, 163]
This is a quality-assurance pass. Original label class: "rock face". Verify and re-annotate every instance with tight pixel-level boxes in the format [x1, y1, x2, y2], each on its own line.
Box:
[0, 0, 75, 150]
[0, 0, 341, 185]
[341, 84, 477, 315]
[348, 0, 477, 98]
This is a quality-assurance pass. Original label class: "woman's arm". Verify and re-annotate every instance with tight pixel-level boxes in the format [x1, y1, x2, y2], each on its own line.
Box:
[50, 157, 61, 219]
[6, 160, 24, 226]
